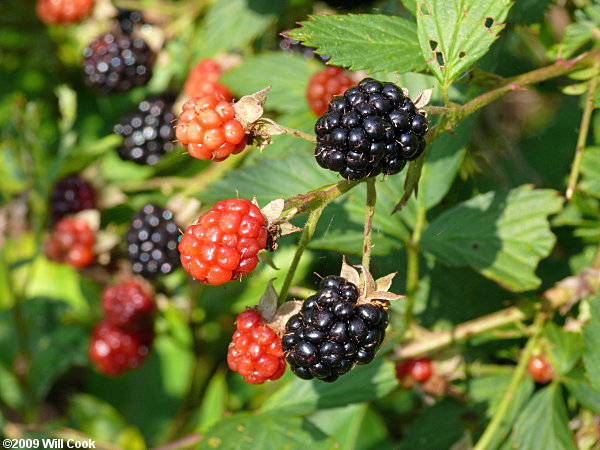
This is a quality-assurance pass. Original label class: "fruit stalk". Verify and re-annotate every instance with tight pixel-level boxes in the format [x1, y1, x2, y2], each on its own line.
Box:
[362, 178, 377, 272]
[473, 312, 546, 450]
[278, 205, 325, 304]
[404, 205, 426, 331]
[566, 62, 599, 200]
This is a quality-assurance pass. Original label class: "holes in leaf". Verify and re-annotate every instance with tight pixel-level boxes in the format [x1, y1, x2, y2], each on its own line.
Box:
[419, 2, 431, 16]
[436, 52, 445, 67]
[429, 40, 438, 51]
[485, 17, 494, 28]
[458, 51, 466, 59]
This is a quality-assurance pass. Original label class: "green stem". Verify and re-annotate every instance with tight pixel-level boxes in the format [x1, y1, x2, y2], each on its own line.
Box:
[283, 179, 360, 218]
[273, 124, 317, 144]
[278, 206, 325, 304]
[404, 206, 426, 331]
[362, 178, 377, 272]
[473, 312, 546, 450]
[566, 65, 599, 200]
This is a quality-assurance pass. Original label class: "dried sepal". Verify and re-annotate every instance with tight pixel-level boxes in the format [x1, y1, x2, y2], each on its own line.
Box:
[340, 256, 360, 286]
[260, 198, 302, 252]
[232, 87, 270, 129]
[267, 300, 303, 337]
[257, 249, 279, 270]
[73, 209, 100, 232]
[376, 272, 397, 292]
[414, 87, 433, 110]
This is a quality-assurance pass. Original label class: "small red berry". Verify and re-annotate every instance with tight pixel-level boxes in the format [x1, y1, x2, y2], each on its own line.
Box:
[184, 59, 232, 102]
[178, 198, 267, 285]
[176, 96, 247, 161]
[411, 357, 433, 382]
[527, 355, 554, 384]
[306, 66, 356, 116]
[37, 0, 94, 24]
[88, 321, 154, 377]
[227, 309, 286, 384]
[101, 280, 155, 330]
[45, 217, 95, 269]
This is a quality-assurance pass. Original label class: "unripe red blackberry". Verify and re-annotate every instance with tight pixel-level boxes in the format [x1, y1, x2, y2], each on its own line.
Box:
[45, 217, 95, 269]
[184, 59, 232, 102]
[396, 357, 433, 383]
[114, 97, 176, 165]
[50, 174, 95, 221]
[527, 355, 554, 384]
[82, 32, 154, 93]
[227, 310, 286, 384]
[283, 276, 388, 382]
[178, 198, 267, 285]
[126, 204, 180, 278]
[88, 320, 154, 376]
[176, 95, 247, 161]
[314, 78, 428, 180]
[101, 280, 155, 330]
[36, 0, 94, 24]
[306, 66, 355, 116]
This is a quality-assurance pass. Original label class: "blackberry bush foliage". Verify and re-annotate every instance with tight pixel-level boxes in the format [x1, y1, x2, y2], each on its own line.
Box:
[126, 203, 180, 278]
[6, 0, 600, 448]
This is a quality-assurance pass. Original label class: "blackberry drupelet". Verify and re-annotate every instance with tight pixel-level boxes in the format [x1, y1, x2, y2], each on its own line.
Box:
[283, 275, 388, 382]
[50, 174, 95, 221]
[82, 32, 154, 93]
[114, 97, 176, 165]
[116, 8, 144, 34]
[126, 204, 180, 278]
[315, 78, 429, 180]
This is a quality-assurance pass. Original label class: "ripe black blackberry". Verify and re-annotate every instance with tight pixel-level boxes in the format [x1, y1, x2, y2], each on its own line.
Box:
[126, 204, 180, 278]
[282, 276, 388, 382]
[82, 32, 154, 94]
[50, 174, 95, 221]
[114, 97, 176, 165]
[116, 8, 144, 34]
[314, 78, 428, 181]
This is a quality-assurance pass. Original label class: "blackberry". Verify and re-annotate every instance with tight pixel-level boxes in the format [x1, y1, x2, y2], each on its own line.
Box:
[126, 204, 180, 278]
[50, 174, 95, 221]
[283, 276, 388, 382]
[116, 8, 144, 34]
[82, 32, 154, 93]
[314, 78, 429, 180]
[114, 97, 176, 165]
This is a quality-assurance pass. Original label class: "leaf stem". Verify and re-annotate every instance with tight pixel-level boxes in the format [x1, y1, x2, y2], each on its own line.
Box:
[404, 205, 426, 331]
[283, 179, 360, 218]
[566, 65, 599, 200]
[272, 124, 317, 144]
[278, 205, 325, 304]
[362, 178, 377, 272]
[473, 312, 546, 450]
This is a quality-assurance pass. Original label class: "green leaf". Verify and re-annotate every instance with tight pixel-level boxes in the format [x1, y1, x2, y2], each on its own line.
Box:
[55, 84, 76, 135]
[467, 375, 534, 450]
[220, 52, 320, 114]
[69, 393, 146, 449]
[196, 372, 228, 431]
[198, 413, 334, 449]
[199, 153, 338, 205]
[544, 322, 583, 376]
[580, 146, 600, 198]
[421, 185, 563, 292]
[200, 0, 288, 54]
[417, 0, 513, 86]
[564, 367, 600, 414]
[402, 0, 417, 15]
[584, 293, 600, 391]
[506, 384, 576, 450]
[262, 359, 398, 415]
[287, 14, 425, 74]
[547, 3, 600, 61]
[400, 399, 469, 450]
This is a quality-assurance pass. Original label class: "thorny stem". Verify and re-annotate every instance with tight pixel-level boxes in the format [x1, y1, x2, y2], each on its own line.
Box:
[404, 206, 426, 331]
[566, 64, 599, 200]
[278, 206, 326, 304]
[362, 178, 377, 272]
[283, 179, 360, 218]
[273, 124, 317, 144]
[473, 312, 546, 450]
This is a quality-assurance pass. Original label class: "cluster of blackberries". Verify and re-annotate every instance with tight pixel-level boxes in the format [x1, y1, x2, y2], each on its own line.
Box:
[126, 204, 180, 278]
[114, 97, 176, 165]
[50, 174, 95, 221]
[283, 276, 388, 382]
[315, 78, 428, 180]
